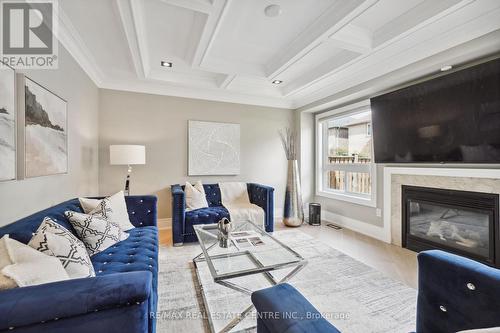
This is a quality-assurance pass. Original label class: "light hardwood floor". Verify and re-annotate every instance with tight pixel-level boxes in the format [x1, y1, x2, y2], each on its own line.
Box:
[159, 220, 418, 288]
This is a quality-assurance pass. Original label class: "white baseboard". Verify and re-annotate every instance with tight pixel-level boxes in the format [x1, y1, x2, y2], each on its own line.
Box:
[158, 218, 171, 230]
[321, 210, 389, 243]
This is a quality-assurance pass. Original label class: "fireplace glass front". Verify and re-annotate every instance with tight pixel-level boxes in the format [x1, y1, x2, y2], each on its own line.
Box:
[402, 186, 499, 267]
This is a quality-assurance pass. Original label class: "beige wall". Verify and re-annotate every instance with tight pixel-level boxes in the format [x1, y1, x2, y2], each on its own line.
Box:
[98, 89, 294, 220]
[0, 46, 100, 225]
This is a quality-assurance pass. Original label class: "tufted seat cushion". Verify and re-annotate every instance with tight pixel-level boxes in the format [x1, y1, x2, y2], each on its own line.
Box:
[92, 227, 158, 279]
[90, 226, 159, 333]
[184, 206, 230, 235]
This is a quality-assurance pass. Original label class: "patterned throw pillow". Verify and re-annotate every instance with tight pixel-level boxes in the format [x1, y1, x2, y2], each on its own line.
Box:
[65, 211, 129, 256]
[79, 191, 135, 231]
[28, 218, 95, 278]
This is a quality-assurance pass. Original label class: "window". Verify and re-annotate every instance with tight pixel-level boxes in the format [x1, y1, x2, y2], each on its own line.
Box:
[316, 102, 376, 207]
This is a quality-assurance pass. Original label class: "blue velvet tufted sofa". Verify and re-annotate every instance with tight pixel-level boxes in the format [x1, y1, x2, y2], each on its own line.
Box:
[171, 183, 274, 246]
[0, 196, 159, 333]
[252, 250, 500, 333]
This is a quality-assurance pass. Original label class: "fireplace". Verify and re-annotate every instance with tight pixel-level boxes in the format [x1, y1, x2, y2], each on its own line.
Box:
[402, 185, 499, 267]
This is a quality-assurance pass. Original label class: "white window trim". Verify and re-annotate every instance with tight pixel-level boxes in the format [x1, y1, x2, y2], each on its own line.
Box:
[315, 100, 377, 208]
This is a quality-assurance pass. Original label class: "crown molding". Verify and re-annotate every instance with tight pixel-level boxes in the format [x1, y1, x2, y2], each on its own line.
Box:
[56, 6, 104, 86]
[100, 78, 294, 109]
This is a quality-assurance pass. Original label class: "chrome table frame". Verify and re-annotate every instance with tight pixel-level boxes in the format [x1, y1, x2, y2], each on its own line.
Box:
[193, 221, 307, 333]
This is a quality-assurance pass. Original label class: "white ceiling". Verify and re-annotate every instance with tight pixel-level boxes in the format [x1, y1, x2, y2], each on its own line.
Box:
[58, 0, 500, 110]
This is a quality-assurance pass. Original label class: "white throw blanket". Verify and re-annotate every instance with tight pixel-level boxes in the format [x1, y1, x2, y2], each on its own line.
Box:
[218, 182, 265, 229]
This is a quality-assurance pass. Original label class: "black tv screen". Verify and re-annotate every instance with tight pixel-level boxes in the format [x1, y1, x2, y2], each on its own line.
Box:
[371, 57, 500, 163]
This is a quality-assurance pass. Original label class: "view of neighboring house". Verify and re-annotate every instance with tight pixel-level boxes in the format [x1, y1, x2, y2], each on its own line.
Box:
[328, 111, 372, 162]
[326, 111, 372, 195]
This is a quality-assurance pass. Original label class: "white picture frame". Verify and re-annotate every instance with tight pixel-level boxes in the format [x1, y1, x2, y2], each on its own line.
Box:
[22, 76, 68, 178]
[0, 61, 16, 182]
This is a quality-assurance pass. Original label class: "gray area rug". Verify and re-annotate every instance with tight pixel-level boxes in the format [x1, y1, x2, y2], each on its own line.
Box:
[157, 230, 417, 333]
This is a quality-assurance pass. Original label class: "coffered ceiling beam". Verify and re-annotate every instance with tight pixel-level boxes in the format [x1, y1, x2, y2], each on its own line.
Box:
[264, 0, 379, 80]
[282, 49, 360, 96]
[329, 24, 372, 54]
[373, 0, 464, 47]
[159, 0, 213, 14]
[284, 0, 474, 99]
[189, 0, 229, 67]
[298, 30, 500, 113]
[116, 0, 148, 79]
[217, 74, 236, 89]
[295, 0, 500, 110]
[128, 0, 150, 78]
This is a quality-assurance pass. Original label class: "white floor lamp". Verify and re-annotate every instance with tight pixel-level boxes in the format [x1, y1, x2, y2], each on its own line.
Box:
[110, 145, 146, 196]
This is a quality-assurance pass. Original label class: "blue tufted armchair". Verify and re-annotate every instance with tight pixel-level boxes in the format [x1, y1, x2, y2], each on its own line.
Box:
[252, 250, 500, 333]
[171, 183, 274, 246]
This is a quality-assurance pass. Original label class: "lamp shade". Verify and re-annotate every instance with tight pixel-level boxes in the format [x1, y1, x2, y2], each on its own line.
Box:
[110, 145, 146, 165]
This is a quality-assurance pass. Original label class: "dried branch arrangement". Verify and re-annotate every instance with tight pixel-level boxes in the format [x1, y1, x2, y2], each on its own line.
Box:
[279, 127, 298, 160]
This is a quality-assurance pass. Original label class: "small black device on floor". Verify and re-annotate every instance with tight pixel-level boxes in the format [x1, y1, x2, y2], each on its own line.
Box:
[308, 203, 321, 226]
[326, 223, 342, 230]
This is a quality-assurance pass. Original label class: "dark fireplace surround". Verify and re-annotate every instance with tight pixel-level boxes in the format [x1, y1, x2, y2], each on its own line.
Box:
[402, 185, 500, 268]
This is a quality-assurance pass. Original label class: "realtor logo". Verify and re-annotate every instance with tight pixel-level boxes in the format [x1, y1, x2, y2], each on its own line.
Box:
[1, 0, 58, 69]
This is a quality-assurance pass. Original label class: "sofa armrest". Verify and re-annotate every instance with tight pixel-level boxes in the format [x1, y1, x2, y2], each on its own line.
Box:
[0, 271, 152, 331]
[417, 250, 500, 333]
[251, 283, 340, 333]
[248, 183, 274, 232]
[171, 184, 186, 245]
[125, 195, 158, 227]
[91, 195, 158, 228]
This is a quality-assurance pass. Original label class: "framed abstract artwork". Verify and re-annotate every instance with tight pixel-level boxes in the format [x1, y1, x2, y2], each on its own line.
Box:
[0, 61, 16, 181]
[188, 120, 240, 176]
[23, 77, 68, 178]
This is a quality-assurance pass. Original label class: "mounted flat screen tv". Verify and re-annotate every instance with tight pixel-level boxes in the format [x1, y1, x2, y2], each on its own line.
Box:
[371, 57, 500, 163]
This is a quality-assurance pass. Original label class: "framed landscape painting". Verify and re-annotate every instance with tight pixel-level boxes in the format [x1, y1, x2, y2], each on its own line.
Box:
[188, 120, 240, 176]
[24, 77, 68, 178]
[0, 62, 16, 181]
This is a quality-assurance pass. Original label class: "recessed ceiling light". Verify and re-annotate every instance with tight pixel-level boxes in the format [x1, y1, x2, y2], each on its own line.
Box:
[264, 4, 282, 17]
[440, 65, 453, 72]
[272, 80, 283, 85]
[161, 61, 173, 68]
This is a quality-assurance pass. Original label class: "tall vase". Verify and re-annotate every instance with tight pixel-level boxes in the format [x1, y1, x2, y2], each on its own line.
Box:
[283, 159, 304, 227]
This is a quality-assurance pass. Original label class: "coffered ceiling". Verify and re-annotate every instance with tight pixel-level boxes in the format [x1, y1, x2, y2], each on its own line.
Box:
[58, 0, 500, 109]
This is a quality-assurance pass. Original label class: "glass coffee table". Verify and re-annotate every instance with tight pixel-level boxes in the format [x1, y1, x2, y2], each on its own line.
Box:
[193, 220, 307, 333]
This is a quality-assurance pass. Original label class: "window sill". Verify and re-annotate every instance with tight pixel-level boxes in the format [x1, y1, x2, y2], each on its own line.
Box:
[316, 190, 376, 208]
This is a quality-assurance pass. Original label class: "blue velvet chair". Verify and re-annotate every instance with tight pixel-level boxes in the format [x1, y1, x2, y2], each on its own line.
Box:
[0, 196, 159, 333]
[416, 250, 500, 333]
[252, 250, 500, 333]
[251, 283, 340, 333]
[171, 183, 274, 246]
